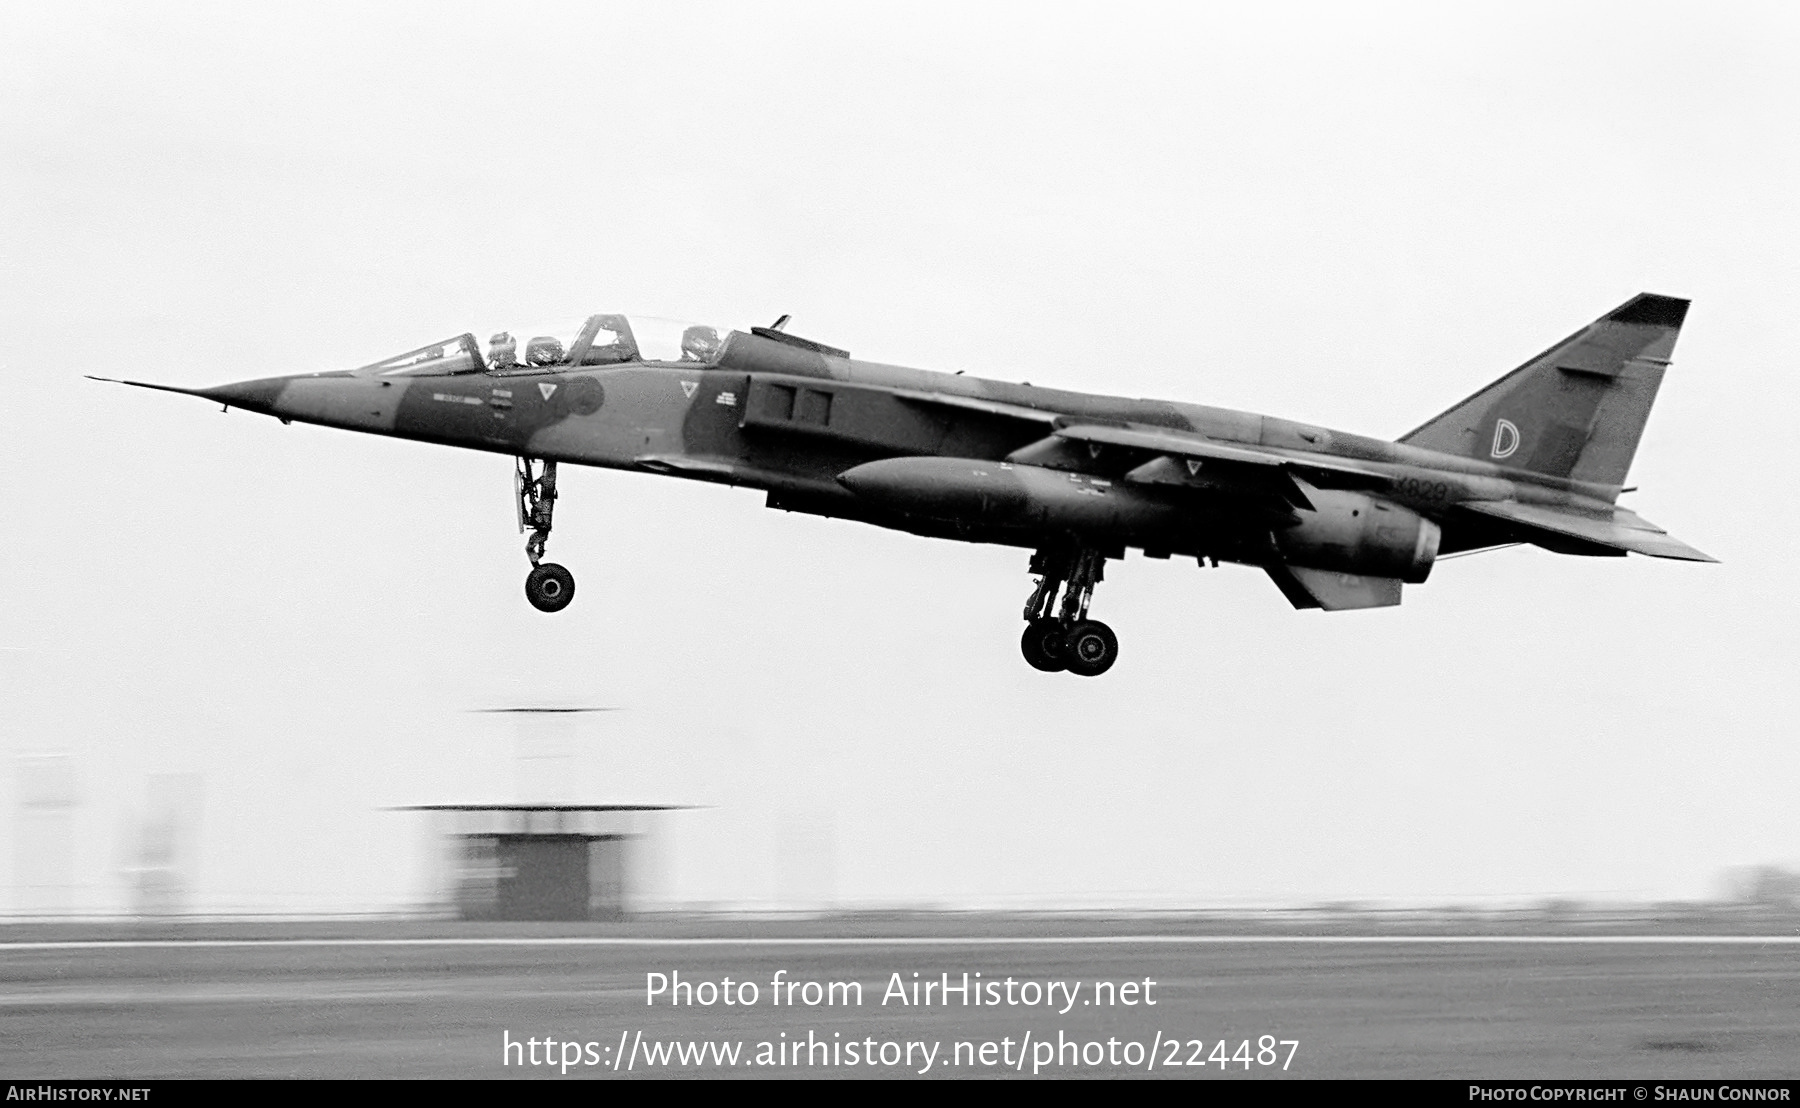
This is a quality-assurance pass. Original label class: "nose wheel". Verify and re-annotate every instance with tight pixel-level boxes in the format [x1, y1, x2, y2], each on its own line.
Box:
[525, 562, 575, 613]
[1020, 545, 1119, 676]
[517, 456, 575, 613]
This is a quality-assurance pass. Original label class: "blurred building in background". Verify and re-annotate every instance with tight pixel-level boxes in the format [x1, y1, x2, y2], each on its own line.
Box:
[404, 804, 684, 921]
[124, 774, 204, 917]
[1722, 865, 1800, 912]
[11, 754, 78, 916]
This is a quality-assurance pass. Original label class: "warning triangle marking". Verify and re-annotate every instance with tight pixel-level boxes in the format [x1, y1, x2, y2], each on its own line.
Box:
[680, 381, 699, 399]
[1186, 459, 1203, 476]
[538, 383, 558, 400]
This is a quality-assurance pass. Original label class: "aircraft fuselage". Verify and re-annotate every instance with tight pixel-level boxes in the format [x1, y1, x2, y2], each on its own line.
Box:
[199, 344, 1610, 562]
[105, 296, 1709, 675]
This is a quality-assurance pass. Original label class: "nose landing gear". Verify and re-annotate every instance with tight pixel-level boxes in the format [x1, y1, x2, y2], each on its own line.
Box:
[517, 456, 575, 613]
[1021, 545, 1119, 676]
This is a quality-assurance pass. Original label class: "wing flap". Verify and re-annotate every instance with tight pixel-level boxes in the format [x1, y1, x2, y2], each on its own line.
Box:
[1459, 500, 1717, 562]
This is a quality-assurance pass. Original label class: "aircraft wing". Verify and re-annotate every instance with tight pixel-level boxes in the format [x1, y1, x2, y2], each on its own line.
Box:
[1054, 422, 1291, 467]
[1041, 420, 1390, 511]
[887, 397, 1387, 483]
[1052, 421, 1392, 482]
[889, 389, 1061, 425]
[1458, 500, 1717, 562]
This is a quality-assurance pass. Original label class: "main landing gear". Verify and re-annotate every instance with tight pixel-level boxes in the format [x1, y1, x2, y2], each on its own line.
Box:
[1020, 545, 1119, 677]
[517, 456, 574, 613]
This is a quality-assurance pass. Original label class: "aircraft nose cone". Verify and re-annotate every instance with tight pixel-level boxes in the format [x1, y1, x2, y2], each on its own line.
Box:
[196, 376, 291, 415]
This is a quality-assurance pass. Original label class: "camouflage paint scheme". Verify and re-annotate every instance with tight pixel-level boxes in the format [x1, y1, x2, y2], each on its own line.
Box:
[102, 294, 1711, 619]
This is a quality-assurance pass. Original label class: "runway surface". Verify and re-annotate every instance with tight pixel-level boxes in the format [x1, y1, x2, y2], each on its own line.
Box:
[3, 924, 1797, 1079]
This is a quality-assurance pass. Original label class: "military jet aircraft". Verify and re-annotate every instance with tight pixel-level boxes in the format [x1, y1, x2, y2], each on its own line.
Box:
[98, 295, 1711, 677]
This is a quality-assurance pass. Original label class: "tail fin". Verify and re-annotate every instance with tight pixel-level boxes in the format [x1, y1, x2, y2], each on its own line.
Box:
[1398, 293, 1688, 497]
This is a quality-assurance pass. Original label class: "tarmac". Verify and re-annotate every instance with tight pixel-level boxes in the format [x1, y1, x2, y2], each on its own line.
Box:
[3, 919, 1798, 1079]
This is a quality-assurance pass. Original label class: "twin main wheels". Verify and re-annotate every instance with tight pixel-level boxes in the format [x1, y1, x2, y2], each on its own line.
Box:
[525, 563, 575, 613]
[1021, 618, 1119, 677]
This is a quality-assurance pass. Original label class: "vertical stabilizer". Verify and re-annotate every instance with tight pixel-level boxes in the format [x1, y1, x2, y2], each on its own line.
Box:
[1399, 293, 1688, 496]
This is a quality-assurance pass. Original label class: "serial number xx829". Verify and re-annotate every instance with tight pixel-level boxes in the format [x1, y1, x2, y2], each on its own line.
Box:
[1392, 475, 1454, 503]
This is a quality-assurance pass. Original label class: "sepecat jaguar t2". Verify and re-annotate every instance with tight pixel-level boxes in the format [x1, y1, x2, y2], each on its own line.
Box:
[100, 296, 1712, 676]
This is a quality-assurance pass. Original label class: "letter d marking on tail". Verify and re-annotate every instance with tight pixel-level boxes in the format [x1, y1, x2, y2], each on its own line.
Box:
[1490, 418, 1520, 459]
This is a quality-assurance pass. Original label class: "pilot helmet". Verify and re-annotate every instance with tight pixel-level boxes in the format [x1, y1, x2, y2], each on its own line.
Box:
[525, 336, 565, 366]
[680, 325, 722, 360]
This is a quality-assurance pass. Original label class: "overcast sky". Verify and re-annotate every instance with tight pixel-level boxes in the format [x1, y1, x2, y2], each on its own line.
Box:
[4, 1, 1797, 913]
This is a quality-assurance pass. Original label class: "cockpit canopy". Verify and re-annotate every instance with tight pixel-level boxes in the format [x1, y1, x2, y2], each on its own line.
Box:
[354, 314, 726, 377]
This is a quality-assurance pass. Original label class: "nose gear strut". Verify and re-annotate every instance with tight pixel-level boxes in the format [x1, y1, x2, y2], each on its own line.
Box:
[1020, 544, 1119, 676]
[516, 456, 575, 612]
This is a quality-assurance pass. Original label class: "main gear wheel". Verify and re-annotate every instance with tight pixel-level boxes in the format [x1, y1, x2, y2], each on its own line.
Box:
[1020, 620, 1069, 672]
[1063, 620, 1119, 677]
[1021, 544, 1119, 676]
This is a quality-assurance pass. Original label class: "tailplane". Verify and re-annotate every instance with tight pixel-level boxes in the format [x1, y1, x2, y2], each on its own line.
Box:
[1399, 293, 1688, 497]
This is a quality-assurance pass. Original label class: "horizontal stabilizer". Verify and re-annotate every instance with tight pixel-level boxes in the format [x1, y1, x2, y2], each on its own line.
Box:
[1266, 565, 1404, 610]
[1458, 500, 1716, 562]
